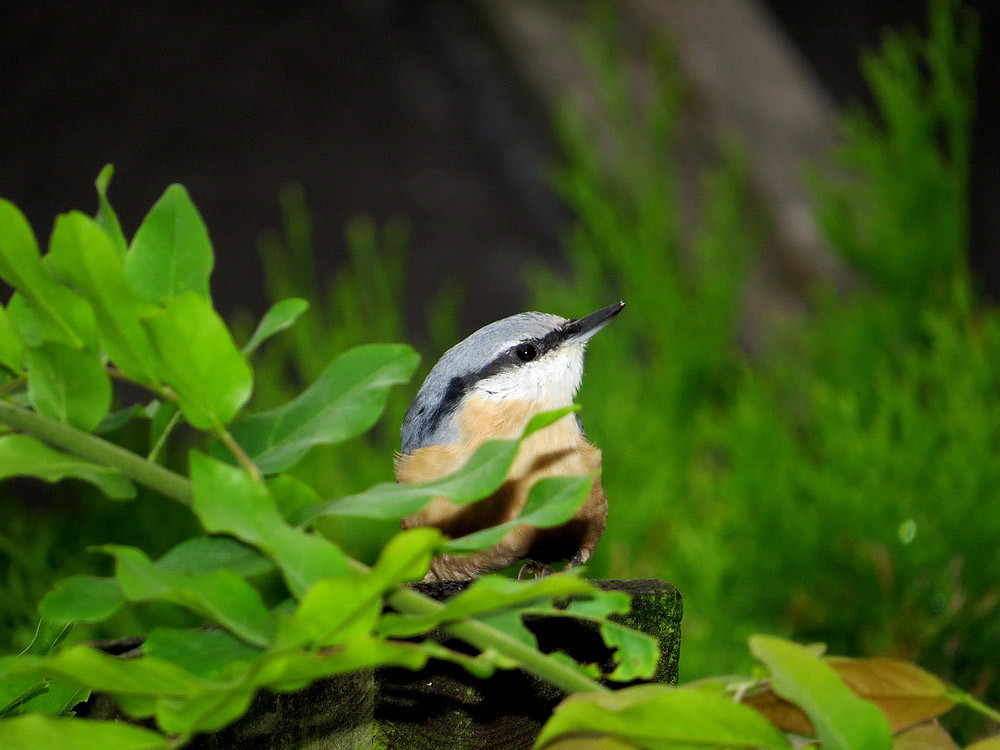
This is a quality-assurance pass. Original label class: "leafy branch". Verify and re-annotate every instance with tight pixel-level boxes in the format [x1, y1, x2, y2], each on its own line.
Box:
[0, 171, 649, 746]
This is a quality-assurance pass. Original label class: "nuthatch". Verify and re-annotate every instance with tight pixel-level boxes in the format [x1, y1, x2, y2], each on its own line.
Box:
[397, 302, 624, 580]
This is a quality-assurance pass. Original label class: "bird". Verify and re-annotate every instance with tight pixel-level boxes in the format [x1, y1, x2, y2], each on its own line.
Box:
[397, 301, 624, 580]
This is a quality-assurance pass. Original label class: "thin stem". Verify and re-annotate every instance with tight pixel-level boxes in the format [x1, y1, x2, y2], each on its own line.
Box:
[147, 408, 182, 463]
[0, 376, 26, 398]
[949, 686, 1000, 723]
[216, 427, 261, 482]
[0, 400, 606, 695]
[0, 399, 192, 506]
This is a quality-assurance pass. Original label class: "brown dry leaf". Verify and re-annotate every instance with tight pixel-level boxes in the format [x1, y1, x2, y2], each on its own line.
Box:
[828, 657, 954, 732]
[743, 688, 814, 735]
[891, 721, 959, 750]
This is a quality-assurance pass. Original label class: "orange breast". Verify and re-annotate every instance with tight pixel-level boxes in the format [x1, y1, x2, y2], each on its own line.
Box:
[396, 398, 605, 545]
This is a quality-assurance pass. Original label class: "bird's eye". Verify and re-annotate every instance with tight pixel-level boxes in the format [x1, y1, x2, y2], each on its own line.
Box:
[515, 343, 537, 362]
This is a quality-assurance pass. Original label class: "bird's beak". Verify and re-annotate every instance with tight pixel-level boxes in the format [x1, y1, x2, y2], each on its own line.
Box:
[561, 301, 625, 345]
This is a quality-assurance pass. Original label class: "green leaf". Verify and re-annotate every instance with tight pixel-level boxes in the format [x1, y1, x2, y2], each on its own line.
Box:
[230, 343, 418, 474]
[379, 573, 596, 638]
[46, 211, 160, 384]
[26, 341, 110, 431]
[0, 434, 136, 500]
[0, 715, 168, 750]
[418, 641, 501, 679]
[5, 682, 89, 719]
[370, 527, 443, 586]
[94, 164, 128, 257]
[143, 627, 262, 680]
[100, 545, 274, 647]
[267, 473, 323, 521]
[155, 536, 274, 578]
[141, 293, 252, 429]
[125, 184, 213, 303]
[517, 590, 655, 682]
[0, 199, 97, 350]
[297, 405, 578, 524]
[522, 590, 657, 682]
[241, 298, 309, 356]
[0, 646, 198, 696]
[444, 474, 595, 553]
[600, 621, 659, 682]
[20, 619, 74, 657]
[0, 303, 25, 374]
[0, 631, 88, 719]
[278, 575, 385, 648]
[39, 575, 125, 623]
[535, 684, 793, 749]
[0, 682, 50, 718]
[152, 636, 428, 736]
[0, 618, 75, 718]
[3, 294, 43, 349]
[279, 528, 442, 648]
[190, 452, 349, 598]
[154, 685, 255, 737]
[476, 609, 538, 650]
[561, 590, 632, 620]
[749, 635, 892, 750]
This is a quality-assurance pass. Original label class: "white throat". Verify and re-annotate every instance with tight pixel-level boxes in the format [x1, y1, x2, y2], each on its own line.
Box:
[471, 343, 585, 408]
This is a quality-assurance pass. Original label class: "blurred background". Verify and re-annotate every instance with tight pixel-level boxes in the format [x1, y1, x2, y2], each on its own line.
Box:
[2, 0, 999, 738]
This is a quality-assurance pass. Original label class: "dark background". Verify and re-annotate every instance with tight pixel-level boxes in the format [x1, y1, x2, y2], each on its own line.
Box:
[1, 0, 996, 331]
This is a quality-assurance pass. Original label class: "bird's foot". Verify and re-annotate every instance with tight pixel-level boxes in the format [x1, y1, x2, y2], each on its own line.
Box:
[562, 549, 591, 572]
[517, 560, 555, 580]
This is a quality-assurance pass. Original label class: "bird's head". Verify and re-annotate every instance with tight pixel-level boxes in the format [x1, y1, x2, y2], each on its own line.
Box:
[401, 302, 624, 453]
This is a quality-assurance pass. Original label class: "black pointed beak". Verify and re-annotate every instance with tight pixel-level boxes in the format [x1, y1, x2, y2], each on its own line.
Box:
[561, 301, 625, 344]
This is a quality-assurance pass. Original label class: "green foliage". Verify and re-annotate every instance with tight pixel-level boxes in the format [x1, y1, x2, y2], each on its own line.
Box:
[240, 297, 308, 357]
[248, 186, 463, 560]
[227, 343, 418, 474]
[812, 0, 977, 302]
[46, 210, 159, 384]
[441, 474, 595, 555]
[298, 406, 578, 523]
[0, 435, 135, 500]
[749, 635, 892, 749]
[538, 685, 792, 749]
[25, 342, 110, 431]
[532, 2, 998, 725]
[190, 452, 350, 596]
[0, 173, 658, 745]
[125, 184, 213, 304]
[142, 293, 252, 431]
[536, 634, 998, 749]
[39, 576, 126, 624]
[0, 715, 169, 750]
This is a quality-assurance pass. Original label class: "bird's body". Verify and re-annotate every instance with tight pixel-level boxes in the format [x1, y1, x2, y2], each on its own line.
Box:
[397, 303, 623, 580]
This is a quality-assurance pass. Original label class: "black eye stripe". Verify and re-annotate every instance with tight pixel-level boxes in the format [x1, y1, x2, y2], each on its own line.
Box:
[468, 335, 555, 383]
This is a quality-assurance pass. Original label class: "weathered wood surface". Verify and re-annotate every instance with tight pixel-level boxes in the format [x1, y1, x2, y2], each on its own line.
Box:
[86, 579, 682, 749]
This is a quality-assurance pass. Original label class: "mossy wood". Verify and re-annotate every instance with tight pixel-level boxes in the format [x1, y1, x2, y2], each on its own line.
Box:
[83, 579, 681, 749]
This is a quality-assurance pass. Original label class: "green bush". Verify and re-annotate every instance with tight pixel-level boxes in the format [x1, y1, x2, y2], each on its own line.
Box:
[0, 173, 658, 745]
[534, 0, 997, 717]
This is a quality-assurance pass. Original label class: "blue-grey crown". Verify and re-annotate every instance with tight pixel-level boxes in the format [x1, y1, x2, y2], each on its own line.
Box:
[400, 312, 567, 454]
